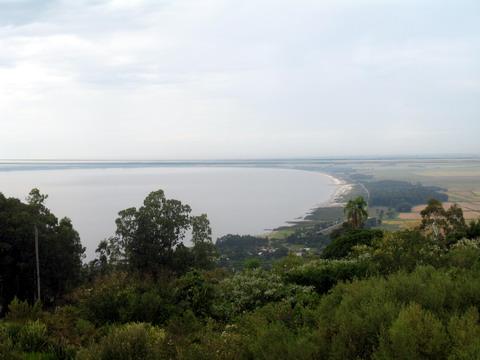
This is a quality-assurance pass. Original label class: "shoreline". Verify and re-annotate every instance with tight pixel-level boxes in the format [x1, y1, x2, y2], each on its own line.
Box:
[322, 173, 354, 208]
[271, 172, 353, 233]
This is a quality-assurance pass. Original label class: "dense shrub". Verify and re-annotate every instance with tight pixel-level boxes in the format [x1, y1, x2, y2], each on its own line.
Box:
[174, 271, 216, 318]
[15, 320, 49, 353]
[5, 298, 43, 323]
[447, 307, 480, 359]
[73, 272, 174, 325]
[215, 269, 313, 319]
[445, 239, 480, 269]
[374, 303, 448, 359]
[0, 322, 20, 360]
[285, 259, 371, 293]
[352, 230, 444, 274]
[178, 301, 321, 360]
[467, 220, 480, 239]
[322, 229, 383, 259]
[313, 266, 480, 359]
[76, 323, 165, 360]
[41, 305, 96, 353]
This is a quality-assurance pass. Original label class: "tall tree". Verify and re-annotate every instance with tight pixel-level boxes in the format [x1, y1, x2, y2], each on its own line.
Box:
[420, 199, 447, 235]
[191, 214, 217, 270]
[0, 189, 84, 313]
[344, 196, 369, 229]
[445, 204, 467, 240]
[112, 190, 216, 274]
[420, 200, 467, 244]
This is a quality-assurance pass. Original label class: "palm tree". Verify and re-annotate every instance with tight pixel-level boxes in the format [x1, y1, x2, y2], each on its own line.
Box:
[344, 196, 369, 229]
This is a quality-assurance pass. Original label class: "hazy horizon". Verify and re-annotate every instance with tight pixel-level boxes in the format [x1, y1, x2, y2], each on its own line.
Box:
[1, 154, 480, 162]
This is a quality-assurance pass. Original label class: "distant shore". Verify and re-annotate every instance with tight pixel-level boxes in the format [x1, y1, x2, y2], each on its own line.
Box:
[322, 174, 354, 208]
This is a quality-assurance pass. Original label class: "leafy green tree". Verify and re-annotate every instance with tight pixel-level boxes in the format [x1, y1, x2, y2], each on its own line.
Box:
[174, 271, 216, 318]
[420, 200, 468, 245]
[0, 189, 84, 312]
[191, 214, 211, 245]
[114, 190, 191, 274]
[353, 230, 442, 273]
[420, 199, 448, 239]
[285, 259, 370, 293]
[445, 204, 467, 242]
[344, 196, 368, 229]
[467, 219, 480, 239]
[107, 190, 215, 275]
[190, 214, 218, 270]
[322, 229, 383, 259]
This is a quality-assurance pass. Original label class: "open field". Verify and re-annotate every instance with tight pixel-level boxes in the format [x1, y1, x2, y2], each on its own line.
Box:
[252, 158, 480, 233]
[323, 158, 480, 227]
[398, 202, 480, 221]
[380, 219, 420, 231]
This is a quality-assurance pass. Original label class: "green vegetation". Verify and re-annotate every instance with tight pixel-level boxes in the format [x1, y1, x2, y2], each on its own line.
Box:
[2, 189, 480, 359]
[344, 196, 369, 229]
[87, 189, 218, 277]
[322, 228, 383, 259]
[366, 180, 448, 212]
[0, 189, 84, 314]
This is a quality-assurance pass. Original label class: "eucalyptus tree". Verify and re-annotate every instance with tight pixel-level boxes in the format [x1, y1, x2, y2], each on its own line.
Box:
[420, 199, 467, 244]
[111, 189, 216, 275]
[0, 189, 84, 312]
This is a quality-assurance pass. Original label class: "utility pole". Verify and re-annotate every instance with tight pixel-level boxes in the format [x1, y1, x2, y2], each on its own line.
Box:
[34, 225, 41, 302]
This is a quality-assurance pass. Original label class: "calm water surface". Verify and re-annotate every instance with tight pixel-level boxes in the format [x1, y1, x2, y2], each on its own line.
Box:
[0, 166, 336, 259]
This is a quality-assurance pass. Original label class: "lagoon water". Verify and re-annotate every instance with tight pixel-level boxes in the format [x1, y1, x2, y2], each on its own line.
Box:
[0, 165, 336, 259]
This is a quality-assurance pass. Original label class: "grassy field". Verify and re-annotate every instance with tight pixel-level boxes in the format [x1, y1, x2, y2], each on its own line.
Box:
[343, 159, 480, 228]
[266, 158, 480, 233]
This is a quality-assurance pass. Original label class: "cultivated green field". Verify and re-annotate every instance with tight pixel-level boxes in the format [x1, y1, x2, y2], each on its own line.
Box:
[273, 158, 480, 230]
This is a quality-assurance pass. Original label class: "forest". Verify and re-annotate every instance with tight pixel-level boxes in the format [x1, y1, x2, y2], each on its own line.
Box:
[365, 180, 448, 212]
[1, 189, 480, 359]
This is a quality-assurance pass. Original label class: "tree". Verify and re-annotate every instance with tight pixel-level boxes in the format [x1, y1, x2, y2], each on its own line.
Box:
[344, 196, 368, 229]
[322, 229, 383, 259]
[467, 220, 480, 239]
[115, 190, 191, 273]
[89, 236, 125, 276]
[191, 214, 212, 245]
[420, 200, 467, 245]
[420, 199, 447, 239]
[445, 204, 467, 242]
[190, 214, 217, 270]
[109, 190, 214, 274]
[0, 189, 84, 313]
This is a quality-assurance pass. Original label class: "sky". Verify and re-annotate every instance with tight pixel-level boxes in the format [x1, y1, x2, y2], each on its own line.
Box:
[1, 0, 479, 159]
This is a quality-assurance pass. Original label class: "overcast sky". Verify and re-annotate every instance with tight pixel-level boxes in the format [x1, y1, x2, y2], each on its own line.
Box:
[1, 0, 479, 159]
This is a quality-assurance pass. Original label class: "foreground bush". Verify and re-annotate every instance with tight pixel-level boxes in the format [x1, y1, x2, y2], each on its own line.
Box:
[215, 269, 313, 319]
[72, 272, 175, 326]
[15, 320, 49, 353]
[322, 229, 383, 259]
[0, 323, 20, 359]
[77, 322, 165, 360]
[314, 266, 480, 359]
[285, 259, 371, 293]
[5, 298, 43, 323]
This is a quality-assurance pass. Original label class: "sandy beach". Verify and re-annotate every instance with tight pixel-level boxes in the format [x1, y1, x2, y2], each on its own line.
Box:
[323, 174, 354, 207]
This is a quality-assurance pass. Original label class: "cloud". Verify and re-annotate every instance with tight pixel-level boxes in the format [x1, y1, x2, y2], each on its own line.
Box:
[0, 0, 479, 158]
[0, 0, 57, 26]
